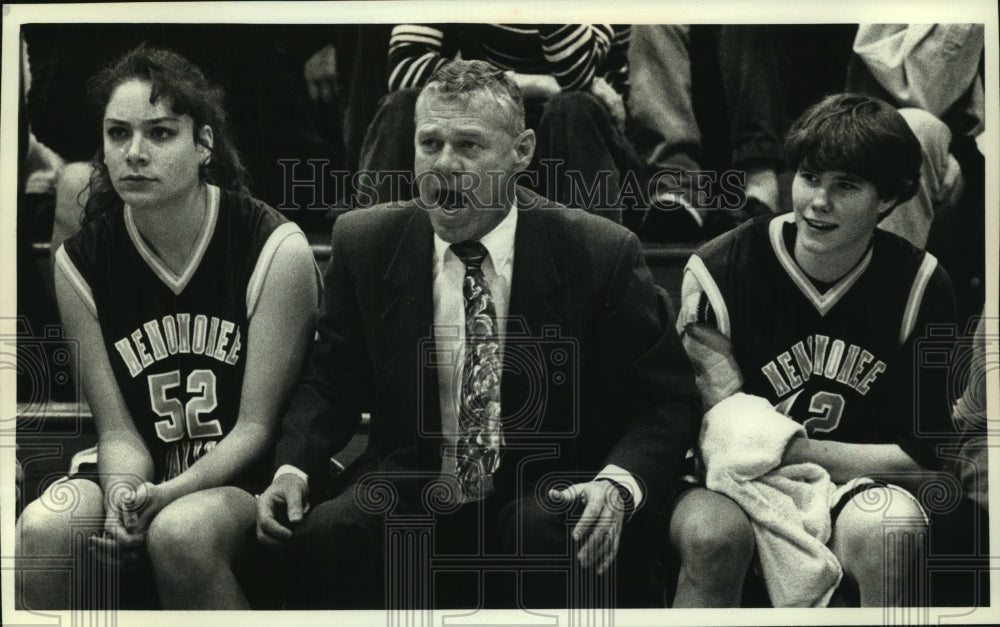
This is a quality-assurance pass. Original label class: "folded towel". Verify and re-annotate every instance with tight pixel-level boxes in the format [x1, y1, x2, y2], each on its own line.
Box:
[702, 393, 842, 607]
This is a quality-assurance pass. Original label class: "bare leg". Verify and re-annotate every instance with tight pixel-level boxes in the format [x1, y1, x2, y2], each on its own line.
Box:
[669, 487, 755, 607]
[145, 486, 258, 609]
[830, 486, 928, 607]
[15, 478, 105, 609]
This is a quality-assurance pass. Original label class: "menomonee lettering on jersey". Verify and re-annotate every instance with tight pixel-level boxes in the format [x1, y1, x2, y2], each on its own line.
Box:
[58, 185, 302, 486]
[680, 213, 952, 455]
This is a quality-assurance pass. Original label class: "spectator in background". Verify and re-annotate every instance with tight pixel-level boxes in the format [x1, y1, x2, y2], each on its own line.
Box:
[850, 24, 985, 141]
[355, 24, 637, 223]
[848, 23, 985, 328]
[627, 25, 706, 240]
[627, 25, 859, 242]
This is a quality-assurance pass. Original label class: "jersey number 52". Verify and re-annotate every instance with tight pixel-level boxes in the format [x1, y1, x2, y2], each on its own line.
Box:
[148, 369, 223, 442]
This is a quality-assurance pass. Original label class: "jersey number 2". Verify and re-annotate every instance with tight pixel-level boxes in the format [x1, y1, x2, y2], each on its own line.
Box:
[803, 391, 845, 435]
[148, 369, 223, 442]
[775, 390, 845, 436]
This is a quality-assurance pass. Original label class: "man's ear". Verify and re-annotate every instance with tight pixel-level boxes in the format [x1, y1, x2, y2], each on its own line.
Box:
[513, 129, 535, 170]
[197, 124, 215, 157]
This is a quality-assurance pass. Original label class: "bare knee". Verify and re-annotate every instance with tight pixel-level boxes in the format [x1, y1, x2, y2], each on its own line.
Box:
[15, 479, 104, 611]
[832, 487, 927, 590]
[147, 488, 254, 573]
[671, 489, 755, 574]
[17, 479, 104, 554]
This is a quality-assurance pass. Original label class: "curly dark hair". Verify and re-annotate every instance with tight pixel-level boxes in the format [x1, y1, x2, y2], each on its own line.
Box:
[82, 44, 248, 226]
[785, 93, 922, 221]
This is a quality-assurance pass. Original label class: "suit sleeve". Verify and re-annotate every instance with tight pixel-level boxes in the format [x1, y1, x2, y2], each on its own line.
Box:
[274, 218, 369, 485]
[595, 232, 701, 508]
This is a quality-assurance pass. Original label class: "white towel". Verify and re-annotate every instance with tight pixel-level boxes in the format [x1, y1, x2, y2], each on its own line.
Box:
[701, 392, 842, 607]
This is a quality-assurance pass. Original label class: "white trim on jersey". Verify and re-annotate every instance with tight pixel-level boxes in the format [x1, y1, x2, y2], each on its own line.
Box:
[681, 255, 730, 337]
[245, 222, 311, 318]
[124, 184, 220, 295]
[768, 214, 873, 317]
[899, 253, 939, 346]
[55, 244, 98, 318]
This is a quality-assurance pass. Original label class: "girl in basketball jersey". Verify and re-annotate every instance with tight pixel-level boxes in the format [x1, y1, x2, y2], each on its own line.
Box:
[16, 45, 320, 609]
[669, 94, 958, 607]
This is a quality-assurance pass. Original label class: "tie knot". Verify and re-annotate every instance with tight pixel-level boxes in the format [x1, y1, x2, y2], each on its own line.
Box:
[450, 241, 489, 269]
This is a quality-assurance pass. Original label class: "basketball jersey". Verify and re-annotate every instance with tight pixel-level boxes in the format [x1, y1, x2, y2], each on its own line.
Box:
[57, 184, 308, 489]
[678, 214, 957, 470]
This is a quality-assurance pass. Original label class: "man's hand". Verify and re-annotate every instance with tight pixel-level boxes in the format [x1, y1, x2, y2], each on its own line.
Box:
[256, 472, 310, 548]
[505, 71, 561, 99]
[304, 44, 338, 105]
[588, 76, 626, 134]
[548, 480, 626, 575]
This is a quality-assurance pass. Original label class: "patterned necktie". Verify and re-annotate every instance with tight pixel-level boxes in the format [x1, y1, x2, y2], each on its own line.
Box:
[450, 241, 503, 498]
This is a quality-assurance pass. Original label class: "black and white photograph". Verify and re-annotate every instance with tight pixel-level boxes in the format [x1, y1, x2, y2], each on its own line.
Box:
[1, 2, 997, 625]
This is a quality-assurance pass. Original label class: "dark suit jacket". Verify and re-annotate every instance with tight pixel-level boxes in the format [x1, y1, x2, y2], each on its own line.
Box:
[275, 186, 700, 511]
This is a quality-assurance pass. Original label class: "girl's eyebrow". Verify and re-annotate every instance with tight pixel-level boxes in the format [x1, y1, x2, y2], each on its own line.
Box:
[104, 116, 181, 125]
[833, 172, 865, 183]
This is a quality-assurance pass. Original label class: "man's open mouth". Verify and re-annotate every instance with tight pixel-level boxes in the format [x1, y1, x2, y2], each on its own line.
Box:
[436, 188, 466, 212]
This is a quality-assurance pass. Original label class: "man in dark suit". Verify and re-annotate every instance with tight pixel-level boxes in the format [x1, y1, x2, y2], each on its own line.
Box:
[255, 59, 699, 610]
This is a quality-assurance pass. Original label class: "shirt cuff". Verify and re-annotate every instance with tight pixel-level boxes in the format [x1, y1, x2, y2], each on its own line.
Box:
[596, 464, 643, 509]
[274, 464, 309, 485]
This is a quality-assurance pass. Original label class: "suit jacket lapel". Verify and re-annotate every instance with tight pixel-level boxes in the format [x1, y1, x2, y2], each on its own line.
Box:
[503, 189, 564, 436]
[380, 206, 441, 467]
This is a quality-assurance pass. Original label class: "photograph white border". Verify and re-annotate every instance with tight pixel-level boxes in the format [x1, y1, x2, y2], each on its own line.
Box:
[2, 1, 997, 625]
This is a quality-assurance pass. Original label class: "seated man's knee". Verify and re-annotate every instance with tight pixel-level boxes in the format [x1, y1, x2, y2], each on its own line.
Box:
[506, 495, 568, 555]
[898, 108, 952, 151]
[287, 491, 375, 562]
[284, 492, 383, 608]
[897, 107, 963, 205]
[540, 90, 605, 124]
[55, 162, 94, 209]
[670, 490, 755, 573]
[376, 88, 420, 118]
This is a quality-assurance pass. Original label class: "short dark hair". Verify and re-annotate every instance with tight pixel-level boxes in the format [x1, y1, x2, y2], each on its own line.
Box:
[419, 59, 526, 135]
[83, 44, 248, 226]
[785, 93, 921, 215]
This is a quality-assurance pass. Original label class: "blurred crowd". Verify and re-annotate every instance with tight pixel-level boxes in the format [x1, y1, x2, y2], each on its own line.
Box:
[17, 23, 986, 324]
